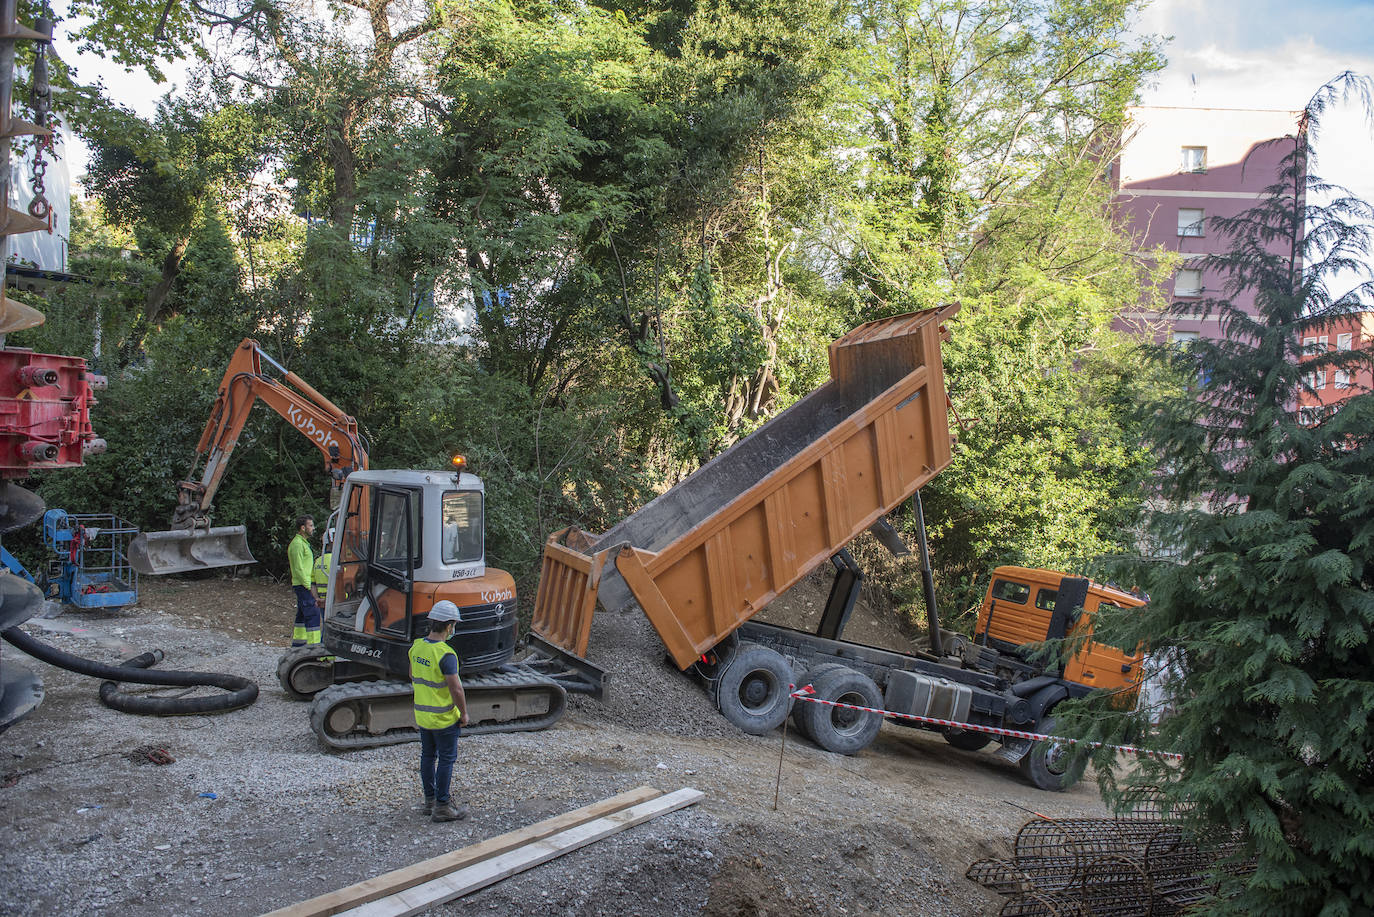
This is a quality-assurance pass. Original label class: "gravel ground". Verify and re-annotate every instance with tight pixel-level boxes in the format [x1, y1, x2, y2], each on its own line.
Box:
[1, 576, 1113, 916]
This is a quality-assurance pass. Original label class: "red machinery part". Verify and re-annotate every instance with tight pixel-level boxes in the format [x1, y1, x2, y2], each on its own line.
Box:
[17, 365, 58, 387]
[0, 350, 99, 476]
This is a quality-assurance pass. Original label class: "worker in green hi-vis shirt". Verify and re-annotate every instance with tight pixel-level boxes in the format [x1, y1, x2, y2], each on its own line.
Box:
[287, 514, 321, 646]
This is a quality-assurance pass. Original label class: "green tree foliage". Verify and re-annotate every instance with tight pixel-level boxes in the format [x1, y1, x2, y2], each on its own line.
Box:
[1064, 74, 1374, 915]
[82, 92, 270, 359]
[833, 0, 1166, 621]
[432, 0, 848, 462]
[66, 0, 206, 80]
[32, 0, 1163, 611]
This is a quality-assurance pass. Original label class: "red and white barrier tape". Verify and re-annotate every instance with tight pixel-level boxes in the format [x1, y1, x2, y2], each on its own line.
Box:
[788, 684, 1183, 761]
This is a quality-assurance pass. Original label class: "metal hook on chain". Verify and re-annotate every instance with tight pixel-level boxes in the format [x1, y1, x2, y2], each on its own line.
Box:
[27, 164, 50, 223]
[26, 16, 54, 229]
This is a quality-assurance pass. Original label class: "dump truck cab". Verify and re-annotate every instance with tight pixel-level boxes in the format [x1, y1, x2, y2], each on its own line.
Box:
[974, 565, 1146, 697]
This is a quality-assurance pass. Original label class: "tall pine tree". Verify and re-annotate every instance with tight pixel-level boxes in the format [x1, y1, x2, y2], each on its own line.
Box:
[1064, 73, 1374, 915]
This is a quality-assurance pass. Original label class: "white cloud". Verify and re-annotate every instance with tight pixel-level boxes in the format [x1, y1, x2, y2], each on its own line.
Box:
[1136, 1, 1374, 240]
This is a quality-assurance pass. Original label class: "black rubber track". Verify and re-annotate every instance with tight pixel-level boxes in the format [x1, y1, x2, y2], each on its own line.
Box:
[2, 626, 259, 715]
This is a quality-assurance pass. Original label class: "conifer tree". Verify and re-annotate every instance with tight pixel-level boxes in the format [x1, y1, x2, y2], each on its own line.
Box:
[1064, 73, 1374, 915]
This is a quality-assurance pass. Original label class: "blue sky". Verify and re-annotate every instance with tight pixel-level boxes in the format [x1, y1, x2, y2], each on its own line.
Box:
[1146, 0, 1374, 60]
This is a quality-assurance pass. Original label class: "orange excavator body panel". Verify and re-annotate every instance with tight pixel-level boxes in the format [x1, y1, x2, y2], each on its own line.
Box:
[358, 569, 517, 635]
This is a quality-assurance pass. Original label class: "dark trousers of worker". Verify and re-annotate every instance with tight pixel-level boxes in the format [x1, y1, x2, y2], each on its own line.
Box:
[419, 722, 462, 804]
[292, 585, 322, 646]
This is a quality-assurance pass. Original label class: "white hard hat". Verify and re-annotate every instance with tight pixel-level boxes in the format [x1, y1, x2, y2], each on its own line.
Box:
[427, 600, 463, 623]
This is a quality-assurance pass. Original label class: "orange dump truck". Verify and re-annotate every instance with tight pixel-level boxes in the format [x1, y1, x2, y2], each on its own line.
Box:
[527, 305, 1144, 790]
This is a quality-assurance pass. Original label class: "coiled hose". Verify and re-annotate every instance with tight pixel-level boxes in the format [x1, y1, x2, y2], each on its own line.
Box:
[1, 626, 259, 715]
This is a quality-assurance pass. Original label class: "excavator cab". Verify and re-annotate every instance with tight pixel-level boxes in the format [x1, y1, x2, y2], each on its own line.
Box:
[319, 469, 520, 679]
[284, 467, 579, 750]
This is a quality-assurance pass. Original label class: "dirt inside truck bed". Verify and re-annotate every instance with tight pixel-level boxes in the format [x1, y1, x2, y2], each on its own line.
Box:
[1, 572, 1115, 917]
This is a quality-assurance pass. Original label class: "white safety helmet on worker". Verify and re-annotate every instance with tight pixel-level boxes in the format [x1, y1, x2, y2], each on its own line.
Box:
[427, 600, 462, 623]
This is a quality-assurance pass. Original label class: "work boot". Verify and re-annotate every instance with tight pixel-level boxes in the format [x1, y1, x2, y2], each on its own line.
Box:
[432, 801, 468, 823]
[418, 796, 435, 816]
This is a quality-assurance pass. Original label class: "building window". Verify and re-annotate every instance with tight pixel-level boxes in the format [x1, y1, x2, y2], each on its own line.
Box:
[1299, 406, 1320, 426]
[1178, 208, 1205, 237]
[1337, 332, 1353, 351]
[1170, 330, 1200, 346]
[1302, 335, 1328, 356]
[1174, 269, 1203, 297]
[1181, 146, 1207, 172]
[1306, 370, 1327, 390]
[1335, 369, 1351, 389]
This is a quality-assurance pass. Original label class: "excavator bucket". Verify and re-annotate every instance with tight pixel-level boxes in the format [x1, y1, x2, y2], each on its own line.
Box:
[128, 526, 257, 576]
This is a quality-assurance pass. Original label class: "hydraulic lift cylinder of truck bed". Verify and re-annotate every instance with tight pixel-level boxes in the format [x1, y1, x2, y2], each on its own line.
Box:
[913, 490, 944, 657]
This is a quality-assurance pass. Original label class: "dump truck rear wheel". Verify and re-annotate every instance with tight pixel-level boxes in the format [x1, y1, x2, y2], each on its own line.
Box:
[797, 665, 882, 755]
[942, 726, 992, 751]
[789, 663, 846, 742]
[716, 645, 793, 735]
[1019, 716, 1083, 792]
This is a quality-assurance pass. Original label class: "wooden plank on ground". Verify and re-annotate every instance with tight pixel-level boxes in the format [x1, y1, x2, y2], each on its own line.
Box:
[262, 786, 664, 917]
[342, 788, 706, 917]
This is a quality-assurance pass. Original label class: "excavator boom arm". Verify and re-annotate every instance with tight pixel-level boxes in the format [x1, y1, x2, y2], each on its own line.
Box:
[178, 339, 369, 525]
[132, 339, 371, 576]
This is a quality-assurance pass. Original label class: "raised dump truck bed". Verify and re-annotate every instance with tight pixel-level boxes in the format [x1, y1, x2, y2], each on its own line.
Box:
[531, 304, 958, 668]
[529, 304, 1127, 791]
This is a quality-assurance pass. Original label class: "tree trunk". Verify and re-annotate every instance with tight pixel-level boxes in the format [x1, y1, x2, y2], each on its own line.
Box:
[328, 109, 359, 230]
[144, 236, 190, 328]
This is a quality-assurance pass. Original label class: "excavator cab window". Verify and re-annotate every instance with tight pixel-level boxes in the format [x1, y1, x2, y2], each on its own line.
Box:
[374, 488, 420, 569]
[442, 491, 483, 565]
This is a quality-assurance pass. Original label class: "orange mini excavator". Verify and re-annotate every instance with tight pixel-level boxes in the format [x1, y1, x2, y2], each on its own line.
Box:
[132, 339, 600, 748]
[130, 338, 368, 576]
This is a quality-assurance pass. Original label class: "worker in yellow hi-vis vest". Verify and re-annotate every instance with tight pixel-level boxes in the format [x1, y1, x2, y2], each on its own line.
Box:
[409, 601, 469, 823]
[287, 515, 321, 646]
[311, 549, 331, 605]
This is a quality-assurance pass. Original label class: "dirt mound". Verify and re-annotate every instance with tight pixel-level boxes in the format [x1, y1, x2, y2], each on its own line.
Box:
[571, 605, 738, 739]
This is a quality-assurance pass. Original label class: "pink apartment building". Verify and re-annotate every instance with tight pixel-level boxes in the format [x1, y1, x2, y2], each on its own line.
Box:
[1113, 105, 1301, 346]
[1115, 106, 1372, 418]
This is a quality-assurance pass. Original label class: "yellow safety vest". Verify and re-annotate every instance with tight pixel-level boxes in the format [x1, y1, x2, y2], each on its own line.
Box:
[409, 638, 461, 730]
[312, 552, 331, 603]
[288, 533, 314, 587]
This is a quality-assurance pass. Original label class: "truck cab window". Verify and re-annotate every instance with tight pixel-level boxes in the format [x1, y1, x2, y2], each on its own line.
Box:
[442, 491, 484, 564]
[1089, 603, 1130, 653]
[991, 579, 1030, 604]
[1034, 588, 1057, 611]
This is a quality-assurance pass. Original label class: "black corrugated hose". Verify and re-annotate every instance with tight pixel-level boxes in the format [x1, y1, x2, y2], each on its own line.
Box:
[1, 626, 259, 715]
